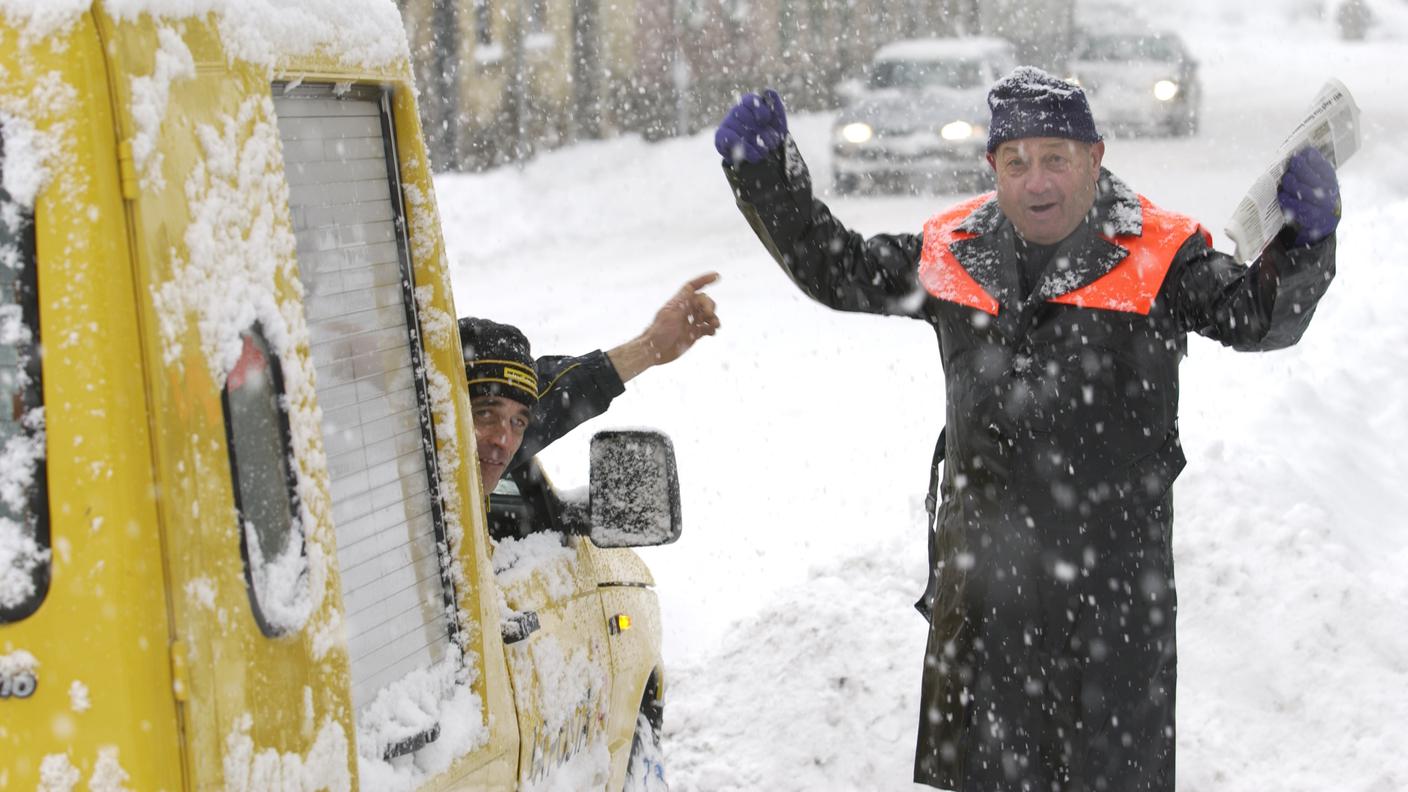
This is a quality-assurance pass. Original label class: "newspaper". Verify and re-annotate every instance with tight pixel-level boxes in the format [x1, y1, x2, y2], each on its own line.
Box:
[1224, 78, 1362, 261]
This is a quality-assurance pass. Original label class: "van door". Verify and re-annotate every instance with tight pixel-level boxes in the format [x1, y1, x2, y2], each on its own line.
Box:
[94, 9, 514, 787]
[93, 13, 362, 787]
[489, 464, 615, 786]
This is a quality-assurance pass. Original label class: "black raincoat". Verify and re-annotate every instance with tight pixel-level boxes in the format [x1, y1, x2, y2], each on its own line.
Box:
[509, 349, 625, 472]
[724, 141, 1336, 791]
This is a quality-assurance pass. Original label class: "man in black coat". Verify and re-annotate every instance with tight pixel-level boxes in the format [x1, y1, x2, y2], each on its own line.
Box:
[459, 273, 721, 494]
[715, 68, 1340, 791]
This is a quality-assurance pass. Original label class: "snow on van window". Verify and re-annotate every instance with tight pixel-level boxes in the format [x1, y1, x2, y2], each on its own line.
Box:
[103, 0, 409, 70]
[0, 110, 48, 615]
[222, 712, 352, 792]
[129, 25, 195, 191]
[354, 648, 488, 792]
[0, 408, 45, 609]
[151, 94, 334, 636]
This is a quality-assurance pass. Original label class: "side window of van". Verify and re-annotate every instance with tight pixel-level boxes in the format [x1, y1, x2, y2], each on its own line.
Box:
[221, 327, 304, 636]
[488, 464, 563, 543]
[0, 123, 50, 624]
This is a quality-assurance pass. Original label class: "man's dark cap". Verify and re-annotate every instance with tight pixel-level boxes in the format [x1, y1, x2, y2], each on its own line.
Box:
[987, 66, 1102, 153]
[459, 316, 538, 408]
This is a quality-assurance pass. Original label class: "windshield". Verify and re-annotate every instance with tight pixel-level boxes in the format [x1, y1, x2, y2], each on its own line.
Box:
[869, 58, 985, 91]
[1075, 34, 1181, 62]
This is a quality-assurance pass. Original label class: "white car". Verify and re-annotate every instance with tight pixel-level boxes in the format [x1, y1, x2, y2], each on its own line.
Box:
[1067, 29, 1201, 137]
[831, 37, 1018, 195]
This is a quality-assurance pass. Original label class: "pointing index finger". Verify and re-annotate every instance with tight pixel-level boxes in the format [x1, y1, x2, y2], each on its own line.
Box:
[683, 272, 720, 293]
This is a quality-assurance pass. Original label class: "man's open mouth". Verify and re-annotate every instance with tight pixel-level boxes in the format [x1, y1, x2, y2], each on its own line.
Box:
[1029, 202, 1058, 214]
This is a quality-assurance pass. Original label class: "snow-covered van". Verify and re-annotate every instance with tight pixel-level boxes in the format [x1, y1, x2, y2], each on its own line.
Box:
[0, 3, 676, 790]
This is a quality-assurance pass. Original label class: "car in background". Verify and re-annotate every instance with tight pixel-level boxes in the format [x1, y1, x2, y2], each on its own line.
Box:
[1067, 28, 1201, 137]
[831, 36, 1018, 195]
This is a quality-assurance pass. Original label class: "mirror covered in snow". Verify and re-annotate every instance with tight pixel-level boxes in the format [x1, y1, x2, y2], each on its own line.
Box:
[588, 430, 681, 548]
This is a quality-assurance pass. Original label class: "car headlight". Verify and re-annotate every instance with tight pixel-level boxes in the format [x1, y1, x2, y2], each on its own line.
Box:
[1153, 80, 1179, 101]
[839, 122, 873, 144]
[940, 121, 975, 141]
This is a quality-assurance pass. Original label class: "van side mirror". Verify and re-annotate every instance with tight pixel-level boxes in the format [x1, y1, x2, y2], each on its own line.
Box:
[587, 430, 682, 548]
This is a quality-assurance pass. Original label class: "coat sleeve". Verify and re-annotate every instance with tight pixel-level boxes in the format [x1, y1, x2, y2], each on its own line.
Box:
[509, 350, 626, 471]
[1164, 228, 1336, 351]
[724, 138, 926, 316]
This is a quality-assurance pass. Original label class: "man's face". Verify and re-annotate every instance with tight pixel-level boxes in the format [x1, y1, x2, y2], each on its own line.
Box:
[988, 138, 1105, 245]
[471, 395, 531, 493]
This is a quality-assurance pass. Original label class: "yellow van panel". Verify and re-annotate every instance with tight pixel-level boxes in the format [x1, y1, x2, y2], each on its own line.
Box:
[0, 12, 183, 790]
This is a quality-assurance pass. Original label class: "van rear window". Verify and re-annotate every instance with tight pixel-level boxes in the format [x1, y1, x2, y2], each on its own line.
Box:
[274, 83, 458, 716]
[0, 123, 50, 624]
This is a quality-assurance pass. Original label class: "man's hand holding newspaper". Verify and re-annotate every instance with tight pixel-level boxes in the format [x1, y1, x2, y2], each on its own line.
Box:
[1225, 79, 1361, 260]
[1279, 147, 1342, 247]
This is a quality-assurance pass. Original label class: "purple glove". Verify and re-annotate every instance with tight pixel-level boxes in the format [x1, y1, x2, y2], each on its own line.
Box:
[1278, 146, 1341, 247]
[714, 89, 789, 166]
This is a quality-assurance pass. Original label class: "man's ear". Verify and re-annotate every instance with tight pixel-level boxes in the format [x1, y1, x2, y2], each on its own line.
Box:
[1090, 141, 1106, 174]
[985, 151, 997, 171]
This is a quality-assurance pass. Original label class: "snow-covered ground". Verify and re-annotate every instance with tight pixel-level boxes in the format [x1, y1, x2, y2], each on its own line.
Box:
[437, 4, 1408, 790]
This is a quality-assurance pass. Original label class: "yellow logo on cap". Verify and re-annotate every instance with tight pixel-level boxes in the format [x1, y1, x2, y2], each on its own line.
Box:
[503, 363, 538, 394]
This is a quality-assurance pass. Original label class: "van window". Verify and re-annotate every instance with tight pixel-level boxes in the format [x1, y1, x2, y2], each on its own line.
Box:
[0, 124, 50, 624]
[274, 82, 459, 720]
[222, 327, 304, 636]
[488, 464, 561, 542]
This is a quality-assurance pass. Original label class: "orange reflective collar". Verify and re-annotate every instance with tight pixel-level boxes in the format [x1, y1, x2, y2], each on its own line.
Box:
[918, 194, 1210, 316]
[917, 193, 998, 314]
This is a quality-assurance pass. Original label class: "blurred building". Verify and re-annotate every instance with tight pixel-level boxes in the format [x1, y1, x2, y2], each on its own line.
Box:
[396, 0, 1072, 172]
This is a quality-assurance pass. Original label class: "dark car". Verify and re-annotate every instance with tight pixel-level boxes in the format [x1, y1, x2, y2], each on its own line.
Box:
[1067, 28, 1201, 137]
[831, 37, 1018, 195]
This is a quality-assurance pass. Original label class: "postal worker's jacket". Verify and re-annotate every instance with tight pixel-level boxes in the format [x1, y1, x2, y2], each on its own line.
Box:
[724, 140, 1336, 792]
[509, 349, 626, 473]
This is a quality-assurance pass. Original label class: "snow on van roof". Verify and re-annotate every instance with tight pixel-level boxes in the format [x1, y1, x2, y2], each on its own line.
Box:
[109, 0, 408, 68]
[873, 36, 1015, 63]
[0, 0, 409, 69]
[0, 0, 90, 41]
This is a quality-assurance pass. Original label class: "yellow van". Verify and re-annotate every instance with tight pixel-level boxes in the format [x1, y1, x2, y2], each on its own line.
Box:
[0, 3, 677, 790]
